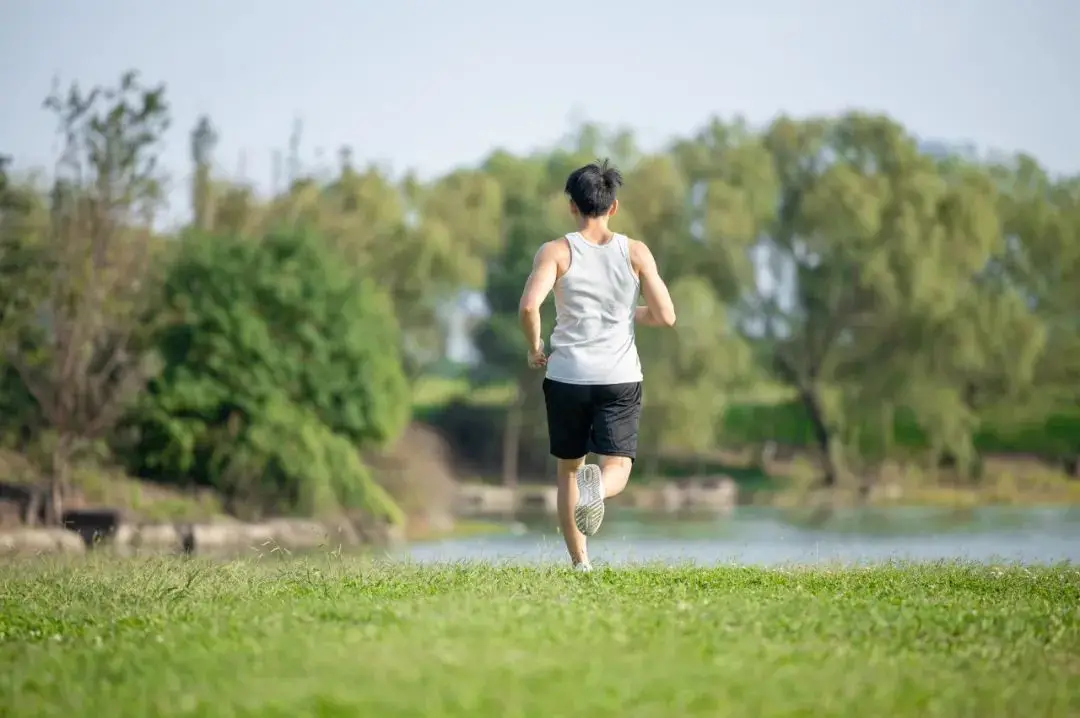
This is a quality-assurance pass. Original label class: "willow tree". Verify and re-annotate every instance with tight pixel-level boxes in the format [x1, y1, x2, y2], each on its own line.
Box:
[0, 71, 168, 523]
[673, 112, 1045, 486]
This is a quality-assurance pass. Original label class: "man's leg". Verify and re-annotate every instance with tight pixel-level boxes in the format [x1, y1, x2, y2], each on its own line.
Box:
[556, 456, 588, 566]
[597, 455, 633, 498]
[542, 379, 593, 568]
[572, 456, 631, 538]
[574, 381, 643, 536]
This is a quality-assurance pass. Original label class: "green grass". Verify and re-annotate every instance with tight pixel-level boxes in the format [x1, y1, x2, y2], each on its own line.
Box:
[2, 559, 1077, 716]
[411, 375, 516, 410]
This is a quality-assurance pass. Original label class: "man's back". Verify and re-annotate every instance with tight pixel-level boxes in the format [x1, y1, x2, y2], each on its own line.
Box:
[545, 231, 642, 386]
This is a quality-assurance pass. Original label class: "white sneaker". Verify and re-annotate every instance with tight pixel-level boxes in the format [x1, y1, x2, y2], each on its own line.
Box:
[573, 561, 592, 573]
[574, 463, 605, 536]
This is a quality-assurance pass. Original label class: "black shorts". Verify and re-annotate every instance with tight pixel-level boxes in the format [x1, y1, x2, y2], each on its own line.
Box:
[542, 378, 643, 461]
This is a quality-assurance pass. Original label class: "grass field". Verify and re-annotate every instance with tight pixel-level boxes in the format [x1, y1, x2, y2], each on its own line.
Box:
[2, 558, 1078, 717]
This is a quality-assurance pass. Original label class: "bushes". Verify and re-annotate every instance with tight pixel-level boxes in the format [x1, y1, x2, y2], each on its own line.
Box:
[212, 396, 401, 521]
[124, 229, 410, 520]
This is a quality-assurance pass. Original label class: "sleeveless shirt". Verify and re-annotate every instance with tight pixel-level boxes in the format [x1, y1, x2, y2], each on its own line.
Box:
[545, 232, 644, 385]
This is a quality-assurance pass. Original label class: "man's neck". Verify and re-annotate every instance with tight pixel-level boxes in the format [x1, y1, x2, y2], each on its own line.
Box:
[576, 219, 614, 245]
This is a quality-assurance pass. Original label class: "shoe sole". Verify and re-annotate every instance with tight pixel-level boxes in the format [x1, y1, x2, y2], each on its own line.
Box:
[574, 463, 605, 536]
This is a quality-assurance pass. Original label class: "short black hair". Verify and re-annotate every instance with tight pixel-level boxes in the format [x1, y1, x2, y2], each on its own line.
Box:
[564, 158, 623, 218]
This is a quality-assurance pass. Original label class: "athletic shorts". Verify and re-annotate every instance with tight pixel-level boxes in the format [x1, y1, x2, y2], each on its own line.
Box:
[542, 379, 643, 461]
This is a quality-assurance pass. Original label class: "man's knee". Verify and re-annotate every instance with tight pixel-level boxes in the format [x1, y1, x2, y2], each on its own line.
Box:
[556, 456, 586, 481]
[596, 454, 633, 473]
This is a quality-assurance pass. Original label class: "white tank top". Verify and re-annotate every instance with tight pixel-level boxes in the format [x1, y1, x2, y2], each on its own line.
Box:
[545, 232, 644, 385]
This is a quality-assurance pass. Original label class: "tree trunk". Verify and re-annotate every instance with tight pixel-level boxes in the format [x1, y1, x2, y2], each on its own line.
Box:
[501, 384, 524, 489]
[24, 490, 42, 527]
[47, 436, 74, 527]
[49, 478, 64, 526]
[799, 387, 840, 488]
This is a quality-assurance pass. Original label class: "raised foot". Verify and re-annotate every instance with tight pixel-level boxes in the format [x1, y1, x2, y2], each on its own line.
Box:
[574, 463, 605, 536]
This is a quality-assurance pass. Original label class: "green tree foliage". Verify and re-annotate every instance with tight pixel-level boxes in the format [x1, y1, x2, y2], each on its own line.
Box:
[443, 116, 1077, 486]
[472, 156, 562, 485]
[672, 113, 1055, 485]
[5, 66, 1080, 516]
[0, 156, 43, 447]
[0, 71, 168, 522]
[126, 229, 409, 520]
[637, 276, 754, 473]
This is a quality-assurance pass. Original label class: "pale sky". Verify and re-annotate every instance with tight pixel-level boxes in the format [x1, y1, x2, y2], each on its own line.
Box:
[2, 0, 1077, 217]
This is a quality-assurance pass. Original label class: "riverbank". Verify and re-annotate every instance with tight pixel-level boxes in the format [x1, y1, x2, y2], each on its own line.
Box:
[0, 515, 399, 558]
[2, 559, 1076, 716]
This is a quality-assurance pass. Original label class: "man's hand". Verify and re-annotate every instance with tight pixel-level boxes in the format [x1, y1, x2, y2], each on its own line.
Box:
[527, 340, 547, 369]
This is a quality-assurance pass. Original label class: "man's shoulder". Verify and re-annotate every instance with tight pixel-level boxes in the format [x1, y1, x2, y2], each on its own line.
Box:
[625, 236, 652, 261]
[538, 236, 571, 258]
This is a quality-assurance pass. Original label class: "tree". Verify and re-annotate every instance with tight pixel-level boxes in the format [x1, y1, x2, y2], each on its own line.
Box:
[617, 153, 692, 275]
[474, 195, 558, 486]
[676, 112, 1044, 486]
[189, 115, 219, 231]
[0, 71, 168, 523]
[0, 154, 11, 197]
[986, 162, 1080, 471]
[821, 149, 1048, 480]
[636, 276, 754, 475]
[127, 228, 409, 520]
[0, 156, 45, 451]
[10, 66, 1075, 507]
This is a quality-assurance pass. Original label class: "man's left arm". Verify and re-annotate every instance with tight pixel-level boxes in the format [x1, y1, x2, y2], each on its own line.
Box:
[518, 241, 558, 359]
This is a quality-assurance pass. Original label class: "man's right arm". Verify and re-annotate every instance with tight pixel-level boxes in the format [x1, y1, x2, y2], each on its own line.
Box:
[631, 240, 676, 327]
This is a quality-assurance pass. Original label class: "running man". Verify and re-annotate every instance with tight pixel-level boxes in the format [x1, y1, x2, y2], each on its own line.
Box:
[517, 159, 677, 571]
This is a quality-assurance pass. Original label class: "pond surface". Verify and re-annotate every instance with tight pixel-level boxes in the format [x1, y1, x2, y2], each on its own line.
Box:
[399, 506, 1080, 567]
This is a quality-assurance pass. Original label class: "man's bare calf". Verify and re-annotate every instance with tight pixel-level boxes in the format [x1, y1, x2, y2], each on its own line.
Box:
[556, 455, 633, 570]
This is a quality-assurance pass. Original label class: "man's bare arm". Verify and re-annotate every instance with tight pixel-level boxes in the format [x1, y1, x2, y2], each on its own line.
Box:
[518, 241, 560, 352]
[632, 240, 676, 327]
[634, 305, 669, 326]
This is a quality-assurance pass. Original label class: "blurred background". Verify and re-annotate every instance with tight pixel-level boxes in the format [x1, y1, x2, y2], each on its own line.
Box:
[1, 0, 1078, 565]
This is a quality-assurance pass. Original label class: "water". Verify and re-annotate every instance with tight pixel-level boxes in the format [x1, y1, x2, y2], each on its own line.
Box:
[399, 506, 1080, 567]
